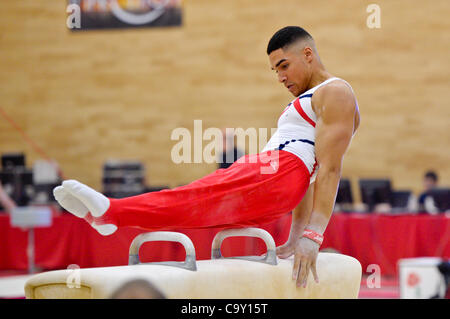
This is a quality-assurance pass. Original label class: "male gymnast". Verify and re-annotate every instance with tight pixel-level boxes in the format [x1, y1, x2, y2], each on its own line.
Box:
[54, 26, 360, 288]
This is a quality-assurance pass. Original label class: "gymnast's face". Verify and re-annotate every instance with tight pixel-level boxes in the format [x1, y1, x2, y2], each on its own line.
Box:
[269, 42, 314, 97]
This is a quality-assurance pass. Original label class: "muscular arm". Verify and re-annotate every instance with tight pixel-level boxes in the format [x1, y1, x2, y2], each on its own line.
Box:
[307, 83, 357, 234]
[278, 81, 359, 287]
[289, 184, 314, 241]
[277, 183, 314, 258]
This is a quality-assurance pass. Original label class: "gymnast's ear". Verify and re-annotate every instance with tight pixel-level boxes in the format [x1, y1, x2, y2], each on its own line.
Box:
[303, 46, 314, 63]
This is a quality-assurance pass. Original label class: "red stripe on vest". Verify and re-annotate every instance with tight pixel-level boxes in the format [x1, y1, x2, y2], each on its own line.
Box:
[293, 98, 316, 127]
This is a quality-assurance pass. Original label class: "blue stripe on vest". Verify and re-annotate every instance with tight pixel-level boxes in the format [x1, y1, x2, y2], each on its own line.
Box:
[277, 139, 315, 150]
[299, 93, 313, 99]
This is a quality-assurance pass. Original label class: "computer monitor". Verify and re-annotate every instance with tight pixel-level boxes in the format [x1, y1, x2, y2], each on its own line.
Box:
[427, 188, 450, 212]
[336, 178, 353, 204]
[359, 179, 392, 212]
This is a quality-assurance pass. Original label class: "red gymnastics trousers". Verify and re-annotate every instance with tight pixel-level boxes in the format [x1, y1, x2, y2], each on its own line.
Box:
[93, 150, 311, 231]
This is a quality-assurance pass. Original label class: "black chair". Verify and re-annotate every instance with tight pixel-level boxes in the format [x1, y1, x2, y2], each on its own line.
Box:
[335, 178, 354, 212]
[390, 190, 412, 212]
[102, 160, 146, 198]
[336, 179, 353, 203]
[32, 183, 60, 204]
[0, 169, 34, 206]
[359, 179, 392, 212]
[427, 188, 450, 212]
[1, 153, 26, 170]
[145, 186, 170, 193]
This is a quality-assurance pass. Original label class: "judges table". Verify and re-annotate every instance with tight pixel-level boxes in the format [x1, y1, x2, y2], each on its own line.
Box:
[1, 210, 449, 276]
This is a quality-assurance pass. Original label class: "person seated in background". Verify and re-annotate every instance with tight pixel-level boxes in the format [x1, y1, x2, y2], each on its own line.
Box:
[418, 170, 439, 213]
[0, 182, 17, 213]
[217, 129, 245, 169]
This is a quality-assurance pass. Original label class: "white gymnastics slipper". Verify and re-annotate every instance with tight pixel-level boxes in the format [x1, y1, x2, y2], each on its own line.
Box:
[62, 180, 110, 218]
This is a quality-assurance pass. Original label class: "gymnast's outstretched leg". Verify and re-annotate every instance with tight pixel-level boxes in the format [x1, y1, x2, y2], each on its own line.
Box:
[54, 151, 311, 235]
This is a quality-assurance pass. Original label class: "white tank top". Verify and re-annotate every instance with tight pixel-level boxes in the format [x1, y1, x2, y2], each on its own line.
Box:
[262, 77, 353, 184]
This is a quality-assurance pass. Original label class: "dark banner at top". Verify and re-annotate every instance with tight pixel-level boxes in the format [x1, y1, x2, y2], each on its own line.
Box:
[67, 0, 183, 31]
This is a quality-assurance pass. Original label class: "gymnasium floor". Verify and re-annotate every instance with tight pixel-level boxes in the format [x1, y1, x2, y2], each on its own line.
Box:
[0, 271, 32, 299]
[358, 275, 400, 299]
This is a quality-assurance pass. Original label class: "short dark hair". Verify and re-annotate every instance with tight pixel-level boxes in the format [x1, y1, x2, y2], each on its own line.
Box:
[425, 171, 438, 182]
[267, 26, 313, 55]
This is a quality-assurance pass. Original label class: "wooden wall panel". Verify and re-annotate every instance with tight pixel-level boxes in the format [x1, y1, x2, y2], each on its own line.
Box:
[0, 0, 448, 200]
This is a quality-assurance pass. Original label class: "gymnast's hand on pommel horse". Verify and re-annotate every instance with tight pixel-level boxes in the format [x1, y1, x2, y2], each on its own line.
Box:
[52, 27, 360, 289]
